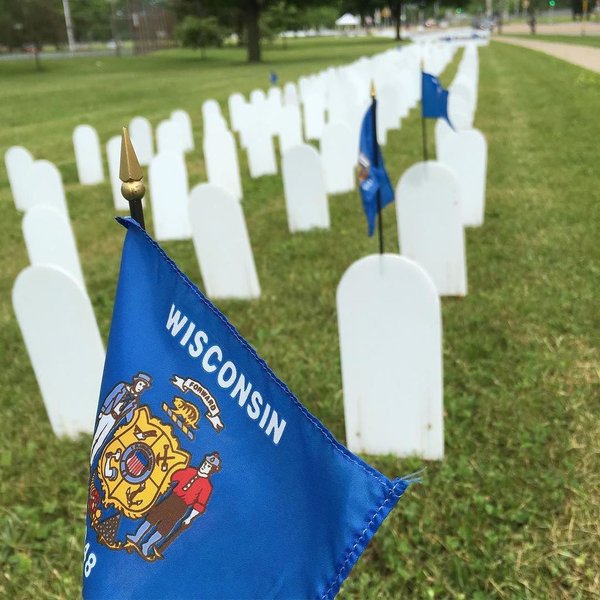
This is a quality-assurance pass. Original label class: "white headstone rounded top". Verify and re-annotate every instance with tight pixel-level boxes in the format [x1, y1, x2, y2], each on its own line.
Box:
[5, 146, 34, 211]
[396, 161, 467, 296]
[282, 144, 330, 232]
[73, 124, 104, 185]
[129, 116, 154, 166]
[188, 183, 260, 299]
[171, 109, 195, 152]
[148, 151, 191, 241]
[228, 93, 246, 131]
[202, 99, 222, 122]
[337, 253, 443, 459]
[320, 122, 355, 195]
[107, 136, 129, 211]
[22, 205, 85, 287]
[250, 89, 267, 104]
[203, 128, 243, 201]
[12, 264, 104, 438]
[30, 159, 69, 216]
[437, 129, 487, 227]
[156, 119, 185, 155]
[283, 82, 299, 106]
[278, 105, 303, 155]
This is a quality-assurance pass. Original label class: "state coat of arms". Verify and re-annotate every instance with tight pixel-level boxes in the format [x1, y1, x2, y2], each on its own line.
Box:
[98, 406, 189, 519]
[88, 372, 224, 561]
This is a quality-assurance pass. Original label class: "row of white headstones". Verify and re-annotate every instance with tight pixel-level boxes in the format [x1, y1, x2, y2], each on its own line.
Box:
[9, 38, 488, 460]
[342, 42, 486, 460]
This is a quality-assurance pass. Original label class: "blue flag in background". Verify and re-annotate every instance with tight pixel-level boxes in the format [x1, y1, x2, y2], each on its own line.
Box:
[84, 217, 412, 599]
[421, 71, 453, 128]
[358, 102, 395, 237]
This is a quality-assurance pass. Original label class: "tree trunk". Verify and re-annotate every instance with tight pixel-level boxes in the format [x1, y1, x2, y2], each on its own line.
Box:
[245, 0, 261, 63]
[393, 1, 402, 40]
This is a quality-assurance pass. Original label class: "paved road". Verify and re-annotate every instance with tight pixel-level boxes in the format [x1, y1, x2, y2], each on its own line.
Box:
[495, 35, 600, 73]
[0, 49, 130, 62]
[501, 21, 600, 36]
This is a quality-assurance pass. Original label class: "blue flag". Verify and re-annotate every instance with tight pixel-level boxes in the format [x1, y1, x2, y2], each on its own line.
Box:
[358, 102, 395, 237]
[421, 71, 453, 128]
[84, 217, 413, 599]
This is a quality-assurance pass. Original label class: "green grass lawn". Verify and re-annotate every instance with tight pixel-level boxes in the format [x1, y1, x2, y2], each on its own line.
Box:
[1, 37, 599, 598]
[504, 32, 600, 47]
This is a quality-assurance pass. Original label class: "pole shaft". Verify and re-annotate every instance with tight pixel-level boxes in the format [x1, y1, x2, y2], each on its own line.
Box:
[371, 95, 384, 255]
[129, 199, 145, 230]
[62, 0, 76, 53]
[421, 113, 428, 162]
[420, 66, 428, 163]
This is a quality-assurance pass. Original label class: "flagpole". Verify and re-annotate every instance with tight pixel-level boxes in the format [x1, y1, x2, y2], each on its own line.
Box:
[420, 60, 429, 163]
[119, 127, 146, 230]
[370, 81, 384, 255]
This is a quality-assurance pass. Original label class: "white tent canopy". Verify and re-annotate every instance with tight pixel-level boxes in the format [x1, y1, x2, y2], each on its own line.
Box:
[335, 13, 360, 27]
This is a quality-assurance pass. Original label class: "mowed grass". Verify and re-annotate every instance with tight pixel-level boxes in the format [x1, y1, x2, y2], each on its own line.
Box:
[0, 37, 599, 598]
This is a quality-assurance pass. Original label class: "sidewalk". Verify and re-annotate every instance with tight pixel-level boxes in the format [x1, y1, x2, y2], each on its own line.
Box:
[495, 36, 600, 73]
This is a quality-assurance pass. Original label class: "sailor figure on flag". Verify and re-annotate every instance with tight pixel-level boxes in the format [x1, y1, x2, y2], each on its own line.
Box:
[90, 372, 152, 463]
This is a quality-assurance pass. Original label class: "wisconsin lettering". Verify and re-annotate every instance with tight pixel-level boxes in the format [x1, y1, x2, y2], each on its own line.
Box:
[166, 304, 287, 445]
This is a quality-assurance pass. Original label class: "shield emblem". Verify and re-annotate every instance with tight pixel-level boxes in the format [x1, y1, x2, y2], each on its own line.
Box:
[98, 407, 190, 519]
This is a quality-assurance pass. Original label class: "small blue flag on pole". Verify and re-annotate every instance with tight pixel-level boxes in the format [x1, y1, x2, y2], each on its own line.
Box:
[84, 218, 413, 599]
[358, 102, 395, 237]
[421, 71, 453, 128]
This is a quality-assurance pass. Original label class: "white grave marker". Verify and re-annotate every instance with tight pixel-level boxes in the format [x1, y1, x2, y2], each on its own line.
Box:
[250, 89, 267, 105]
[107, 136, 129, 211]
[438, 129, 487, 227]
[203, 128, 243, 201]
[156, 119, 185, 155]
[12, 265, 104, 437]
[228, 93, 246, 132]
[321, 123, 355, 195]
[30, 160, 69, 216]
[283, 82, 299, 106]
[129, 116, 154, 166]
[202, 99, 222, 124]
[396, 162, 467, 296]
[434, 118, 453, 155]
[171, 109, 194, 152]
[189, 184, 260, 299]
[5, 146, 34, 210]
[447, 94, 473, 130]
[282, 144, 330, 232]
[337, 254, 444, 459]
[278, 105, 303, 155]
[245, 120, 277, 178]
[303, 93, 326, 141]
[378, 85, 401, 144]
[73, 124, 104, 185]
[148, 152, 191, 241]
[22, 205, 85, 287]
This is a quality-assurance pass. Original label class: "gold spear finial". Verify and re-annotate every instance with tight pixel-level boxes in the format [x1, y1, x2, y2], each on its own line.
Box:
[370, 80, 376, 98]
[119, 127, 146, 229]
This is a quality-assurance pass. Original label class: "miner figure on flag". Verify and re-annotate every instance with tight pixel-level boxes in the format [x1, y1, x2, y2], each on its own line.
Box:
[126, 451, 222, 559]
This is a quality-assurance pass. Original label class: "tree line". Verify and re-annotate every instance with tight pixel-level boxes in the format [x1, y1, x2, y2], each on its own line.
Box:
[1, 0, 513, 63]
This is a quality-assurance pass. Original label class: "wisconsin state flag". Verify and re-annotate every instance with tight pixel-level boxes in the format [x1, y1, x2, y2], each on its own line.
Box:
[84, 217, 413, 599]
